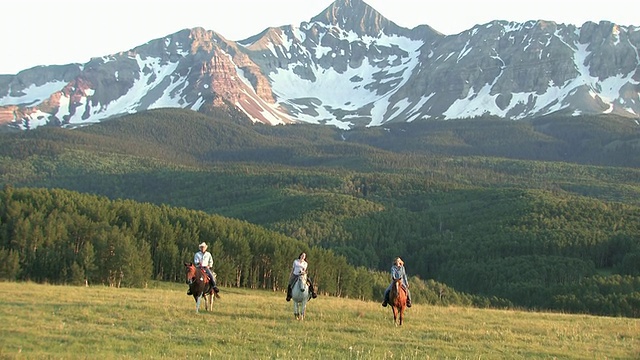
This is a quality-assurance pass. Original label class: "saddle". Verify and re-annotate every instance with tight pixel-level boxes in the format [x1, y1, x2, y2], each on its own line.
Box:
[198, 268, 218, 296]
[197, 267, 211, 281]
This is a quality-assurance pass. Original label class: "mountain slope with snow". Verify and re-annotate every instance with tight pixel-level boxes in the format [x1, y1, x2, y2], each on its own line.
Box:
[0, 0, 638, 130]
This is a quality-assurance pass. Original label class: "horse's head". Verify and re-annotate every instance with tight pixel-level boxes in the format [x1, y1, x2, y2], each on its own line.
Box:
[297, 273, 308, 291]
[184, 262, 197, 285]
[391, 278, 404, 296]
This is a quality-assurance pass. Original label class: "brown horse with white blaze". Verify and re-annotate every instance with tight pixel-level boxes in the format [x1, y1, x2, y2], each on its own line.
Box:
[184, 262, 214, 313]
[389, 277, 407, 326]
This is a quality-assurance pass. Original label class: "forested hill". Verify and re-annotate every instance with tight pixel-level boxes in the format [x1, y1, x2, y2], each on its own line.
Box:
[0, 186, 482, 308]
[0, 108, 639, 317]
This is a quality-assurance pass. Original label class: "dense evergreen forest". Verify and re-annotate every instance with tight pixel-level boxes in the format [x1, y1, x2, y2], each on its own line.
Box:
[0, 108, 639, 317]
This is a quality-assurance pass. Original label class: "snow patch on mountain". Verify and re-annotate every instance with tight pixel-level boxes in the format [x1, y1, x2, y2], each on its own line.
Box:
[270, 29, 424, 128]
[95, 54, 182, 120]
[0, 81, 68, 106]
[148, 72, 191, 109]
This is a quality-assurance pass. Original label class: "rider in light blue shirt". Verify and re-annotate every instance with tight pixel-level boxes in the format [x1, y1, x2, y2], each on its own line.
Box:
[382, 257, 412, 307]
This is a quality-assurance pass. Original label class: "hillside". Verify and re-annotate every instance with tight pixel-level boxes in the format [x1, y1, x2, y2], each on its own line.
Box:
[0, 109, 639, 317]
[1, 282, 638, 359]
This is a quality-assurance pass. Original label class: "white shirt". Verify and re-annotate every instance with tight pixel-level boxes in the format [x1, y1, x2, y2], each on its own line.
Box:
[292, 258, 307, 276]
[194, 251, 213, 268]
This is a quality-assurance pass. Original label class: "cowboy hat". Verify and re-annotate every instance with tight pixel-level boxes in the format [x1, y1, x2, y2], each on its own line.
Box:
[199, 242, 207, 248]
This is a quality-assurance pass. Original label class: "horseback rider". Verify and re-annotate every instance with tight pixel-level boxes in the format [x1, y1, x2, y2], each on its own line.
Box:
[187, 242, 220, 297]
[286, 252, 317, 301]
[382, 257, 412, 307]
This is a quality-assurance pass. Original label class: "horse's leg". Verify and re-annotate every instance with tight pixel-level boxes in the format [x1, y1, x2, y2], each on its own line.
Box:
[399, 307, 404, 326]
[298, 301, 304, 321]
[195, 295, 202, 313]
[392, 306, 399, 326]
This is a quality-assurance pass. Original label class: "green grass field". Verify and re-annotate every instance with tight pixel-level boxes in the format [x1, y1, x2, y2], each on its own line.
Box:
[0, 282, 638, 359]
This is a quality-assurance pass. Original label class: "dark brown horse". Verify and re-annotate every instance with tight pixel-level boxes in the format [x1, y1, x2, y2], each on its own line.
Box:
[389, 277, 407, 326]
[184, 262, 214, 313]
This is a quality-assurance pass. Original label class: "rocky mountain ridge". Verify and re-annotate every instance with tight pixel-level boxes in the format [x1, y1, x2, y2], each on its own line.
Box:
[1, 0, 639, 130]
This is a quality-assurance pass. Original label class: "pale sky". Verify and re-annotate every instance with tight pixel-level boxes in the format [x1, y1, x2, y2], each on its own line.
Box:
[1, 0, 638, 75]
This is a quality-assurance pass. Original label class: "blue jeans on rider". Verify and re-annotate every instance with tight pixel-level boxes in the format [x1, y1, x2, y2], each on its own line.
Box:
[202, 267, 218, 292]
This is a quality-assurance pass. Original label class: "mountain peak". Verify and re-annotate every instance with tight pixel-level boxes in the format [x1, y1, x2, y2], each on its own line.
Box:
[310, 0, 398, 36]
[1, 1, 639, 130]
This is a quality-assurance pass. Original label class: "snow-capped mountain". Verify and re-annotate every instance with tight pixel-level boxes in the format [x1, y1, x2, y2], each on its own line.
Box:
[1, 0, 639, 130]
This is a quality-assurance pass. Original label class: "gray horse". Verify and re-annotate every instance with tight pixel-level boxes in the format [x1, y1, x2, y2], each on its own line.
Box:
[291, 272, 310, 320]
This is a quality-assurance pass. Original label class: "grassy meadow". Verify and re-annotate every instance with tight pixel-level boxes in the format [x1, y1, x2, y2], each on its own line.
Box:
[0, 282, 638, 359]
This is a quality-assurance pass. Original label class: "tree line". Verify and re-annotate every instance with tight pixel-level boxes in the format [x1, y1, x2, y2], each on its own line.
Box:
[1, 186, 638, 317]
[0, 186, 484, 307]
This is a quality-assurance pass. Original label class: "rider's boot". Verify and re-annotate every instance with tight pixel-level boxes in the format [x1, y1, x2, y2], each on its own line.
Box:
[407, 296, 412, 308]
[187, 289, 192, 295]
[381, 291, 389, 307]
[206, 275, 219, 298]
[286, 284, 292, 301]
[309, 282, 317, 298]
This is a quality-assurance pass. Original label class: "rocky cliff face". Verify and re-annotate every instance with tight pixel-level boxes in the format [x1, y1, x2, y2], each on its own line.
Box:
[0, 0, 638, 130]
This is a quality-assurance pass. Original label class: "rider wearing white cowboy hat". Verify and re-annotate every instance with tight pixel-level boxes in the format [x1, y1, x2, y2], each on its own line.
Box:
[188, 242, 220, 297]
